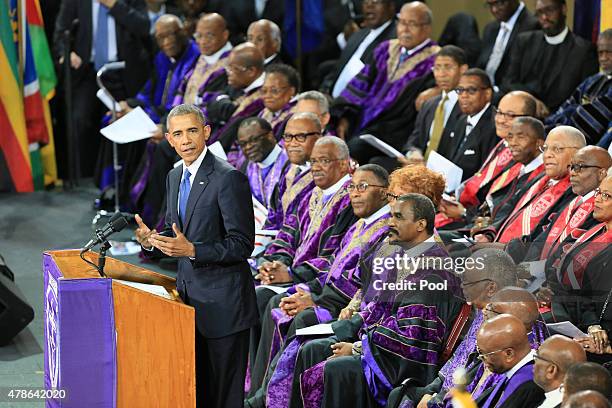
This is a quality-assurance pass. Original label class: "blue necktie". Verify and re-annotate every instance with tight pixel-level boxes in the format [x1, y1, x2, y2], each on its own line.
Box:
[399, 50, 409, 64]
[94, 4, 109, 70]
[179, 169, 191, 226]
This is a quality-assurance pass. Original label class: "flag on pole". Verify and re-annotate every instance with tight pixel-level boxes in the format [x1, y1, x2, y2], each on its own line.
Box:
[0, 0, 33, 192]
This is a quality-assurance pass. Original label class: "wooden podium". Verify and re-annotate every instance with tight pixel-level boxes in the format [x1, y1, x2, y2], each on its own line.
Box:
[43, 250, 195, 408]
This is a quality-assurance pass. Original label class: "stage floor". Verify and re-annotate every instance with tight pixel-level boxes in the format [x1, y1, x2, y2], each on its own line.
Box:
[0, 184, 170, 407]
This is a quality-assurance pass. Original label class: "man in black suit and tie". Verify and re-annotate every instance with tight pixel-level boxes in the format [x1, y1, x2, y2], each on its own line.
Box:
[501, 0, 598, 111]
[475, 314, 545, 408]
[54, 0, 152, 177]
[476, 0, 539, 88]
[135, 104, 257, 408]
[439, 68, 498, 181]
[319, 0, 396, 96]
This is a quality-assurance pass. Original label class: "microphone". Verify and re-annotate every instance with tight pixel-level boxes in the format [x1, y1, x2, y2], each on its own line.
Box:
[82, 213, 128, 252]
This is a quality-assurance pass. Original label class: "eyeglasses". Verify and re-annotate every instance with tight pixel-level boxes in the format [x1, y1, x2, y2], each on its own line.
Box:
[193, 32, 218, 41]
[455, 86, 488, 95]
[594, 188, 612, 202]
[282, 132, 320, 142]
[568, 163, 603, 173]
[346, 182, 387, 193]
[310, 158, 342, 166]
[476, 346, 508, 361]
[493, 106, 526, 120]
[534, 353, 558, 366]
[535, 5, 560, 18]
[483, 0, 509, 9]
[539, 145, 581, 154]
[261, 86, 289, 96]
[237, 131, 269, 148]
[226, 64, 250, 73]
[461, 278, 493, 287]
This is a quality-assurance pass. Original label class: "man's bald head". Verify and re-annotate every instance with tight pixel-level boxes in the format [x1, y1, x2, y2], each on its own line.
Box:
[533, 335, 586, 392]
[400, 1, 433, 24]
[199, 12, 226, 30]
[231, 42, 264, 71]
[487, 287, 540, 331]
[548, 126, 588, 148]
[564, 362, 612, 403]
[477, 314, 532, 374]
[565, 391, 611, 408]
[226, 42, 264, 89]
[569, 146, 612, 196]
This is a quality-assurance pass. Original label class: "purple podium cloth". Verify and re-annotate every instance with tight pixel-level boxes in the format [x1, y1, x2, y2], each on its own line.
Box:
[43, 253, 117, 408]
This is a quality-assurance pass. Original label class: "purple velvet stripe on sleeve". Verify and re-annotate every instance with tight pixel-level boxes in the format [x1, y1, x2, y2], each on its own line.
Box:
[313, 307, 333, 323]
[361, 334, 395, 406]
[266, 337, 304, 408]
[439, 309, 483, 390]
[358, 45, 436, 130]
[300, 360, 327, 408]
[338, 61, 374, 107]
[481, 365, 535, 408]
[262, 151, 288, 207]
[265, 188, 312, 260]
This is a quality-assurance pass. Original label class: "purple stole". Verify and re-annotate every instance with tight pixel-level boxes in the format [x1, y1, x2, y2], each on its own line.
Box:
[247, 148, 288, 207]
[265, 213, 391, 408]
[480, 362, 535, 408]
[340, 39, 439, 131]
[172, 49, 231, 106]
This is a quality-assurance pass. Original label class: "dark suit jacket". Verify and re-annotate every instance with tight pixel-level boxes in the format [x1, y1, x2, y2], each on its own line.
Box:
[225, 0, 285, 45]
[320, 20, 397, 94]
[159, 152, 258, 338]
[53, 0, 152, 96]
[405, 95, 463, 153]
[501, 30, 598, 110]
[476, 7, 539, 86]
[436, 105, 497, 181]
[438, 12, 482, 66]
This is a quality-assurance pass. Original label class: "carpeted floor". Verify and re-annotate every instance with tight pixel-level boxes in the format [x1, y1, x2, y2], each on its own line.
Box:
[0, 184, 170, 407]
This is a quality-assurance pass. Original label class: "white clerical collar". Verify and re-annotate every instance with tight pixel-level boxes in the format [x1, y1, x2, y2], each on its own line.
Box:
[370, 19, 392, 38]
[203, 41, 232, 65]
[401, 38, 431, 57]
[538, 387, 563, 408]
[322, 174, 351, 198]
[424, 235, 436, 243]
[298, 161, 311, 173]
[503, 2, 524, 32]
[582, 189, 596, 201]
[468, 103, 491, 127]
[183, 146, 207, 179]
[257, 144, 282, 168]
[522, 154, 543, 174]
[364, 204, 390, 225]
[264, 53, 278, 65]
[244, 72, 265, 93]
[506, 350, 535, 379]
[545, 26, 569, 45]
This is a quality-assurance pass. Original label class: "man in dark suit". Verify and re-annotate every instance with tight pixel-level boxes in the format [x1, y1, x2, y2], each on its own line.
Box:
[439, 68, 498, 182]
[533, 335, 587, 408]
[319, 0, 396, 96]
[476, 0, 539, 88]
[136, 104, 257, 408]
[225, 0, 284, 45]
[54, 0, 151, 177]
[475, 314, 545, 408]
[501, 0, 598, 111]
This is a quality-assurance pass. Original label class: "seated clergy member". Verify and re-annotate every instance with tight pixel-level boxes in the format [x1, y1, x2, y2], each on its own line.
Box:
[173, 13, 232, 106]
[293, 194, 463, 408]
[561, 363, 612, 404]
[386, 249, 519, 408]
[439, 116, 545, 235]
[236, 117, 288, 208]
[533, 335, 587, 408]
[543, 174, 612, 330]
[332, 2, 439, 164]
[247, 19, 283, 67]
[500, 0, 598, 112]
[246, 164, 391, 405]
[320, 0, 396, 97]
[474, 125, 586, 243]
[545, 29, 612, 145]
[294, 91, 333, 136]
[104, 14, 199, 223]
[260, 112, 320, 232]
[508, 146, 611, 264]
[473, 314, 545, 408]
[435, 68, 498, 181]
[405, 45, 467, 162]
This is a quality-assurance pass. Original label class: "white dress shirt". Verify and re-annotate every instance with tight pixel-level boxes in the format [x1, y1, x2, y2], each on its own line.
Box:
[536, 387, 563, 408]
[428, 90, 459, 137]
[466, 103, 491, 136]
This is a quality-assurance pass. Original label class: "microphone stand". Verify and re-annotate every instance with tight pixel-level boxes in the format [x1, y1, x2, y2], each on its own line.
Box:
[92, 62, 126, 226]
[97, 241, 111, 278]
